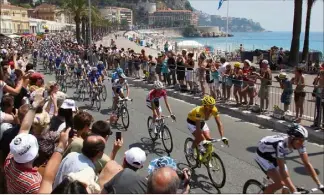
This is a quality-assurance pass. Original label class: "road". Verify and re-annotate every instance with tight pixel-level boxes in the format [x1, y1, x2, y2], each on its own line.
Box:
[40, 67, 324, 194]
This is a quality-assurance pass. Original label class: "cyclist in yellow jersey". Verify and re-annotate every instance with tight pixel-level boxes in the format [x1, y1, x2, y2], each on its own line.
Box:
[187, 95, 228, 155]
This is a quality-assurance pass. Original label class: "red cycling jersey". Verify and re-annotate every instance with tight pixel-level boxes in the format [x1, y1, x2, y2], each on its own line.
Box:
[147, 89, 167, 101]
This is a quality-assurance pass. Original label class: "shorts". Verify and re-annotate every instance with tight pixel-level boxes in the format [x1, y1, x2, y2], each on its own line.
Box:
[294, 91, 306, 102]
[60, 70, 65, 75]
[187, 119, 209, 134]
[255, 153, 287, 174]
[146, 99, 162, 113]
[112, 87, 122, 97]
[186, 70, 194, 81]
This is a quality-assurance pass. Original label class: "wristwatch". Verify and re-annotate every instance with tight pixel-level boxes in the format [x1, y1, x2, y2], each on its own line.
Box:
[54, 147, 64, 155]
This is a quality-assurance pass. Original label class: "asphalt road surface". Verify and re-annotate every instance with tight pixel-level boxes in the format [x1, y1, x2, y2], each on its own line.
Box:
[40, 66, 324, 194]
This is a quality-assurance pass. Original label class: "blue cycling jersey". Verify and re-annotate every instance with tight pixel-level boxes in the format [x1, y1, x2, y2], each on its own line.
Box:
[55, 57, 62, 67]
[88, 72, 100, 83]
[111, 72, 119, 82]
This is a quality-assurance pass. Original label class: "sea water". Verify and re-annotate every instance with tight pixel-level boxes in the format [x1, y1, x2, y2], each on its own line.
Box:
[174, 31, 324, 53]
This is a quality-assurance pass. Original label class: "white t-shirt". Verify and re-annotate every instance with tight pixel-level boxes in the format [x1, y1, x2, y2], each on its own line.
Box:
[218, 62, 228, 81]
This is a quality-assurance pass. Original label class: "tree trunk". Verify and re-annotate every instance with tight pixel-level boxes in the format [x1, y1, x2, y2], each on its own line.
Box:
[74, 14, 81, 44]
[288, 0, 303, 66]
[81, 17, 86, 43]
[302, 0, 315, 62]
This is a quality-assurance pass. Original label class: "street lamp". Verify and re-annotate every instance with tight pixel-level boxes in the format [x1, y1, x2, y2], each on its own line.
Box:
[88, 0, 93, 65]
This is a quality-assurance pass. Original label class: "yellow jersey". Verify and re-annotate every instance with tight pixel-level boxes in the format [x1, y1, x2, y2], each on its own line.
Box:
[187, 106, 219, 122]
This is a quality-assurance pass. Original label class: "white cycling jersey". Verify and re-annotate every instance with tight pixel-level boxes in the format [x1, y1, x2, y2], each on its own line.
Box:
[257, 134, 306, 160]
[112, 79, 128, 89]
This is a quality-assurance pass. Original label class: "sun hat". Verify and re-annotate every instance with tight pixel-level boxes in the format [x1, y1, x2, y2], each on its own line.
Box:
[60, 99, 76, 111]
[125, 147, 146, 169]
[30, 72, 44, 80]
[262, 60, 269, 65]
[32, 111, 51, 135]
[10, 133, 39, 163]
[67, 167, 101, 194]
[244, 59, 251, 66]
[148, 156, 177, 175]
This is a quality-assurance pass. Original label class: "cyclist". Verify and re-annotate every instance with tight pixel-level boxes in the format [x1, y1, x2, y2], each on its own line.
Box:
[59, 61, 68, 76]
[75, 61, 85, 79]
[88, 67, 101, 87]
[146, 81, 175, 135]
[187, 95, 228, 155]
[111, 67, 124, 83]
[97, 61, 106, 80]
[255, 123, 324, 194]
[112, 73, 129, 110]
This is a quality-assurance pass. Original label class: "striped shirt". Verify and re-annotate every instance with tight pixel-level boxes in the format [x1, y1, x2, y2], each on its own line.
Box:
[4, 154, 42, 194]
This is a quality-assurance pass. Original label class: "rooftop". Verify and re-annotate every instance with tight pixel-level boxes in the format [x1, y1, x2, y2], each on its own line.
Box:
[100, 6, 132, 11]
[0, 3, 27, 10]
[154, 9, 192, 13]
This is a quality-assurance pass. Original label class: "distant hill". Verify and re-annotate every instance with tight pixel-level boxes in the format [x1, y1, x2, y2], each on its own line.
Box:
[195, 10, 265, 32]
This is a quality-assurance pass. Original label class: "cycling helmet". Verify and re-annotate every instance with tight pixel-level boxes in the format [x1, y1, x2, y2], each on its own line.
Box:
[148, 156, 177, 175]
[234, 62, 241, 68]
[91, 67, 97, 71]
[84, 60, 89, 64]
[153, 81, 164, 90]
[287, 123, 308, 139]
[202, 95, 216, 106]
[98, 61, 103, 65]
[278, 72, 287, 80]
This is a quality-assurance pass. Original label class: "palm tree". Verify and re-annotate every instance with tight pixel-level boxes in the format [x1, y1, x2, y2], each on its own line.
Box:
[288, 0, 303, 66]
[63, 0, 101, 44]
[301, 0, 316, 62]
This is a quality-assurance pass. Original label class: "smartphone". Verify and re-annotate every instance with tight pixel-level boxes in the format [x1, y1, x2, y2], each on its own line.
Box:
[64, 109, 74, 138]
[116, 132, 122, 141]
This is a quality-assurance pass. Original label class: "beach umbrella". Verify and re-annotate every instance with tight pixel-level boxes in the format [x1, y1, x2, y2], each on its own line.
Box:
[177, 40, 203, 49]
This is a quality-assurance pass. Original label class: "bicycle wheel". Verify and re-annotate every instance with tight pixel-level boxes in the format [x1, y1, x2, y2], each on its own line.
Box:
[101, 85, 107, 101]
[96, 95, 101, 111]
[184, 137, 199, 169]
[206, 152, 226, 188]
[147, 116, 157, 140]
[121, 106, 129, 129]
[243, 179, 264, 194]
[161, 125, 173, 153]
[90, 93, 95, 107]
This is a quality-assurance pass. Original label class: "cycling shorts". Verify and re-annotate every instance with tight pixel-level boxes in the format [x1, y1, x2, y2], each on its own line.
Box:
[255, 150, 288, 173]
[186, 118, 209, 134]
[112, 87, 122, 97]
[146, 99, 162, 113]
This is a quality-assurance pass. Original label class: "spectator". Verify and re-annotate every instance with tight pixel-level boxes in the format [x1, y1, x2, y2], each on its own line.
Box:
[53, 134, 106, 188]
[197, 53, 206, 96]
[243, 66, 257, 105]
[218, 57, 228, 99]
[275, 72, 293, 112]
[176, 53, 185, 86]
[167, 52, 176, 86]
[63, 119, 122, 174]
[100, 147, 147, 194]
[3, 98, 44, 194]
[205, 59, 215, 98]
[255, 60, 272, 112]
[43, 81, 60, 117]
[312, 71, 324, 129]
[0, 95, 16, 137]
[28, 72, 44, 93]
[223, 64, 233, 100]
[49, 98, 76, 132]
[241, 60, 252, 104]
[291, 67, 305, 123]
[232, 62, 243, 106]
[147, 167, 180, 194]
[0, 65, 24, 103]
[161, 53, 169, 85]
[185, 53, 195, 92]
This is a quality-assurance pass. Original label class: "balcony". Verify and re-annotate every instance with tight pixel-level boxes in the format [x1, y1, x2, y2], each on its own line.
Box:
[17, 29, 30, 33]
[0, 28, 13, 34]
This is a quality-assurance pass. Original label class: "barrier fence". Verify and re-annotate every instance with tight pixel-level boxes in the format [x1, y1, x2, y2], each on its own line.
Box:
[110, 57, 320, 125]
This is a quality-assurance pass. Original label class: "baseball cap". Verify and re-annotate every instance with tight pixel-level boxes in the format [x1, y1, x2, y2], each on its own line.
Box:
[10, 133, 39, 163]
[125, 147, 146, 169]
[60, 99, 76, 111]
[30, 72, 44, 80]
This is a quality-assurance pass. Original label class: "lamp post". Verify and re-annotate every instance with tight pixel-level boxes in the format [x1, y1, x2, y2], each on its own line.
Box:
[88, 0, 93, 64]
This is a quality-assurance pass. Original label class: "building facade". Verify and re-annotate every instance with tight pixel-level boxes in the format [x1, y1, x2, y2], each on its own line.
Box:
[149, 9, 198, 27]
[27, 3, 73, 24]
[99, 7, 133, 26]
[1, 4, 29, 34]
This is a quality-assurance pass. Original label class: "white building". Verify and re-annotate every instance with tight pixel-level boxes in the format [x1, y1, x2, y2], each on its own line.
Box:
[29, 18, 75, 34]
[0, 15, 13, 34]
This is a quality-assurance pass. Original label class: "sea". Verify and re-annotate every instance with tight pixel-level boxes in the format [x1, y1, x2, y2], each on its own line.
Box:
[174, 31, 324, 54]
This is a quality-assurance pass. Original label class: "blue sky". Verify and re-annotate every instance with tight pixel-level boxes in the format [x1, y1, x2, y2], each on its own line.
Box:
[189, 0, 324, 32]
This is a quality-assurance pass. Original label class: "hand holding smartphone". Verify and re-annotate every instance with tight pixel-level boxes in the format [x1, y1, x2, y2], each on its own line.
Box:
[116, 132, 122, 141]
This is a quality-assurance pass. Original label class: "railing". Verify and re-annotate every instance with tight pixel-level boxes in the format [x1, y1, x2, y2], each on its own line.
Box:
[0, 28, 12, 34]
[114, 59, 319, 123]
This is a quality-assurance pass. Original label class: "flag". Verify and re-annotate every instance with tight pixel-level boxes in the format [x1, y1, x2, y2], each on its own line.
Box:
[218, 0, 224, 10]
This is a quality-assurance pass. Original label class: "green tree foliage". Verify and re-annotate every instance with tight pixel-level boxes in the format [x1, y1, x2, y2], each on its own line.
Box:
[182, 25, 200, 37]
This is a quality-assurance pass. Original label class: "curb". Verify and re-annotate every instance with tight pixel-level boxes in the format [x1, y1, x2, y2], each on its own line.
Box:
[125, 78, 324, 145]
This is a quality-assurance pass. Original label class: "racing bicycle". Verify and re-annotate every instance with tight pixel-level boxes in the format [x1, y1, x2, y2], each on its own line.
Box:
[243, 176, 324, 194]
[184, 137, 227, 189]
[115, 97, 132, 129]
[147, 115, 174, 154]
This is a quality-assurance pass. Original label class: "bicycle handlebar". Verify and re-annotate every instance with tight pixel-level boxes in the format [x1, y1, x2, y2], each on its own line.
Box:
[118, 98, 133, 102]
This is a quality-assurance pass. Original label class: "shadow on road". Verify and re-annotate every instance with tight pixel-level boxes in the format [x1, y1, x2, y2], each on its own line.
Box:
[129, 137, 167, 157]
[294, 166, 320, 176]
[100, 108, 114, 115]
[246, 146, 257, 153]
[177, 163, 221, 194]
